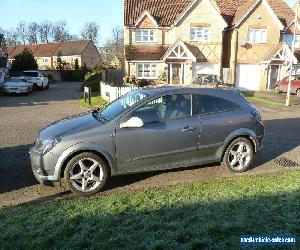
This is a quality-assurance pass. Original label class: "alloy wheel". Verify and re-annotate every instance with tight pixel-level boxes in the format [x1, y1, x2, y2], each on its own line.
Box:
[228, 141, 251, 171]
[69, 158, 104, 192]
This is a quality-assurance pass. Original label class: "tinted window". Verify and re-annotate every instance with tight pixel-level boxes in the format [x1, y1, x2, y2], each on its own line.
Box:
[193, 95, 242, 115]
[22, 72, 38, 77]
[133, 94, 191, 124]
[8, 78, 26, 83]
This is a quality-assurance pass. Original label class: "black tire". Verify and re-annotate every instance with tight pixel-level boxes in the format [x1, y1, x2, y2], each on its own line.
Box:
[64, 152, 109, 195]
[26, 88, 30, 95]
[222, 137, 254, 173]
[274, 86, 281, 94]
[45, 83, 49, 89]
[297, 89, 300, 98]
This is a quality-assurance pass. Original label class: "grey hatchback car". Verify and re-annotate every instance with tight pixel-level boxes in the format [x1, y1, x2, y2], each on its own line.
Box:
[30, 86, 264, 195]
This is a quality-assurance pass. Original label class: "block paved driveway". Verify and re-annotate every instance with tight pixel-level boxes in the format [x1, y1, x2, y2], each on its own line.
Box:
[0, 82, 300, 207]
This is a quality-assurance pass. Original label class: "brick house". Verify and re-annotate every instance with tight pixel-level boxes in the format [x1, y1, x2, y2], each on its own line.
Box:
[124, 0, 297, 91]
[8, 40, 100, 70]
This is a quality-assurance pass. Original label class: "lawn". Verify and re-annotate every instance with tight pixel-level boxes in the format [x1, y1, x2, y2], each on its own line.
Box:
[0, 171, 299, 249]
[246, 96, 285, 107]
[78, 95, 108, 109]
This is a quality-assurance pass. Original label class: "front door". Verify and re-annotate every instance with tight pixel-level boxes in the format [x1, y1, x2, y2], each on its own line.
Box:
[170, 64, 184, 85]
[269, 65, 280, 89]
[115, 94, 200, 172]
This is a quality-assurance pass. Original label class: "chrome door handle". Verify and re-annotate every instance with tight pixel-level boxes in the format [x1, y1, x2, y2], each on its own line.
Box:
[182, 126, 196, 132]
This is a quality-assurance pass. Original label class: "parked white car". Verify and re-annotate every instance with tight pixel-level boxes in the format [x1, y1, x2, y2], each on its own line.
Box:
[3, 77, 32, 95]
[22, 70, 49, 89]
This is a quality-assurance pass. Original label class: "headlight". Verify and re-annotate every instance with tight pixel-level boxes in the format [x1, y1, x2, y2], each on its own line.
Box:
[34, 138, 61, 155]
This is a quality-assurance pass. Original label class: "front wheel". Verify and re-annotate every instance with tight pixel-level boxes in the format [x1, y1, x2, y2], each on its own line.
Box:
[297, 89, 300, 98]
[223, 138, 254, 173]
[64, 152, 109, 195]
[45, 83, 49, 89]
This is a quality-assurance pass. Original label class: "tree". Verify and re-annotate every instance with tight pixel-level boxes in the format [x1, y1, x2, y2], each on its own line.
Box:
[16, 22, 27, 45]
[52, 20, 69, 42]
[5, 29, 19, 45]
[39, 21, 52, 43]
[11, 48, 38, 71]
[27, 22, 39, 44]
[80, 22, 99, 44]
[74, 58, 80, 70]
[102, 26, 124, 68]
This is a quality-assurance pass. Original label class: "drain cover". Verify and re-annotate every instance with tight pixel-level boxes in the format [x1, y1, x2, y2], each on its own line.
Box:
[274, 157, 299, 168]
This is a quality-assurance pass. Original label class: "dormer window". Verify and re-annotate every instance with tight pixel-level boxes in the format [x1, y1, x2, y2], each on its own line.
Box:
[247, 29, 267, 43]
[136, 29, 155, 43]
[190, 26, 211, 42]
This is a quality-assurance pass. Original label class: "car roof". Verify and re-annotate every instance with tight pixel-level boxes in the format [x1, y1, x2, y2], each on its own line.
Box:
[140, 85, 239, 95]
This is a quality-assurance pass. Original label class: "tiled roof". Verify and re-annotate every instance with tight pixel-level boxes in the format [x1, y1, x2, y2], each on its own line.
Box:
[216, 0, 294, 27]
[8, 40, 95, 59]
[184, 42, 207, 62]
[56, 40, 91, 56]
[34, 42, 62, 57]
[263, 42, 285, 61]
[8, 44, 40, 59]
[268, 0, 295, 27]
[125, 0, 295, 28]
[125, 45, 169, 60]
[124, 0, 193, 26]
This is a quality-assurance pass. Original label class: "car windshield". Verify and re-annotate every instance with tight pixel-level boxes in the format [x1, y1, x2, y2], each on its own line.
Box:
[8, 78, 26, 83]
[22, 72, 38, 77]
[97, 90, 149, 122]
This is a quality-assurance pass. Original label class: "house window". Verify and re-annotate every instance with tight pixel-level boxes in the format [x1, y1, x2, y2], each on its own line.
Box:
[43, 58, 49, 63]
[247, 29, 267, 43]
[137, 63, 157, 78]
[282, 34, 300, 48]
[190, 27, 211, 42]
[136, 29, 155, 42]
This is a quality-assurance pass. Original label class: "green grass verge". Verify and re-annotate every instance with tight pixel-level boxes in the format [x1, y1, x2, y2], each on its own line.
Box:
[247, 96, 285, 107]
[78, 95, 108, 109]
[1, 171, 299, 249]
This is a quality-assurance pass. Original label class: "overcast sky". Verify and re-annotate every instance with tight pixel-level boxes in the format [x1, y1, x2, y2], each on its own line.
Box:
[0, 0, 296, 46]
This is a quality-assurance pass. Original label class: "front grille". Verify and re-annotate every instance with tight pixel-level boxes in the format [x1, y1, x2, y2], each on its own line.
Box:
[274, 157, 299, 168]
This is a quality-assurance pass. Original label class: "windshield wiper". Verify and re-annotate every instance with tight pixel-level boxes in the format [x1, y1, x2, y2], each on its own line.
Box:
[91, 110, 109, 122]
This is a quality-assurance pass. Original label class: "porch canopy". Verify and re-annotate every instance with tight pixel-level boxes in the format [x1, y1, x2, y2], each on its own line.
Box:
[262, 42, 297, 90]
[161, 40, 207, 84]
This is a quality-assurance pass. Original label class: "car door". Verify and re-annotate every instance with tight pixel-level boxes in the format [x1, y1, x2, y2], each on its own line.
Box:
[115, 93, 201, 173]
[193, 94, 245, 162]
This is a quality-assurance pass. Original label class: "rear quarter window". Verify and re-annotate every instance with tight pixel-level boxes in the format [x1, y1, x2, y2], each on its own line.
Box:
[193, 94, 242, 115]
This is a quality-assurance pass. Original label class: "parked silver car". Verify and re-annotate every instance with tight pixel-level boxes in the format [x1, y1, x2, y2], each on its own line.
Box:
[3, 77, 33, 95]
[30, 86, 264, 195]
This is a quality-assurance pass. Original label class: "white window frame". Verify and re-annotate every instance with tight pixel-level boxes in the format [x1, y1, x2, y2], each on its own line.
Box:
[137, 63, 157, 79]
[190, 27, 211, 42]
[247, 29, 267, 44]
[135, 29, 155, 43]
[43, 58, 49, 63]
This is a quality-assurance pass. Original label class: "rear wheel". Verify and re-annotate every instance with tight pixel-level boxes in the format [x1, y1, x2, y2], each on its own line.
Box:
[274, 86, 281, 94]
[64, 152, 109, 195]
[297, 89, 300, 97]
[223, 137, 254, 173]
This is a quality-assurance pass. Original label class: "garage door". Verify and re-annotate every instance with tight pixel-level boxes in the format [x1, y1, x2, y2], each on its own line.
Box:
[236, 64, 261, 91]
[192, 63, 220, 76]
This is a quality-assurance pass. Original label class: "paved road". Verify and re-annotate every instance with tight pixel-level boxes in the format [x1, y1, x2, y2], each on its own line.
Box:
[0, 83, 300, 207]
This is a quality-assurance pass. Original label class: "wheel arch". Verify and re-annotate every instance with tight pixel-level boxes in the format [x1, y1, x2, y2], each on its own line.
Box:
[54, 143, 117, 180]
[218, 129, 258, 161]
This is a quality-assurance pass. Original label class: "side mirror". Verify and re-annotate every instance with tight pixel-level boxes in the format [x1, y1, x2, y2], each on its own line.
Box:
[120, 117, 144, 129]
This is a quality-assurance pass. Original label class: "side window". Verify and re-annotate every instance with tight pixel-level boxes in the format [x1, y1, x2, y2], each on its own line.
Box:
[194, 95, 242, 115]
[133, 94, 191, 124]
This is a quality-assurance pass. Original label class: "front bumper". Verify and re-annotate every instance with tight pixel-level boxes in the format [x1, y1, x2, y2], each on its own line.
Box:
[29, 147, 61, 186]
[3, 87, 28, 94]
